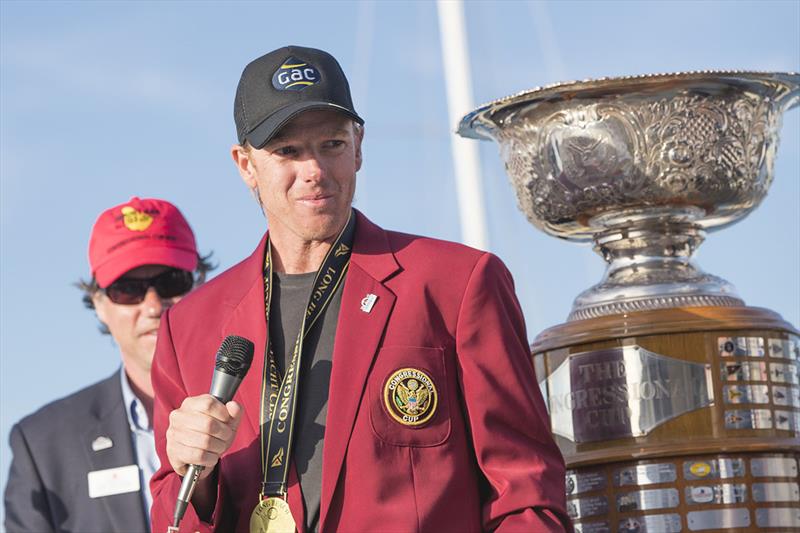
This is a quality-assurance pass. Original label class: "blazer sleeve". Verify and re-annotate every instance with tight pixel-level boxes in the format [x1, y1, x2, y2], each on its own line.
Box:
[455, 252, 572, 532]
[149, 308, 227, 533]
[4, 424, 56, 533]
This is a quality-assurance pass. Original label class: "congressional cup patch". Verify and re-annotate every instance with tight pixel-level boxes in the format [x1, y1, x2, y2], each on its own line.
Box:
[383, 368, 438, 426]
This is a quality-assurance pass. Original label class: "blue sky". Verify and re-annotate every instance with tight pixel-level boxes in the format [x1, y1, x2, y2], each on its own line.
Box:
[1, 0, 798, 517]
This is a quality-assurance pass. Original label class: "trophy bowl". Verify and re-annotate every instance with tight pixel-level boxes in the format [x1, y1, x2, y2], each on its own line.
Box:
[458, 71, 800, 321]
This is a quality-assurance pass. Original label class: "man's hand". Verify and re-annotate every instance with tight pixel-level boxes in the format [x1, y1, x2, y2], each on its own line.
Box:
[166, 394, 243, 479]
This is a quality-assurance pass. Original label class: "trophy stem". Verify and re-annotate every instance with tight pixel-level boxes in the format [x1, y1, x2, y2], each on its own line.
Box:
[569, 206, 744, 321]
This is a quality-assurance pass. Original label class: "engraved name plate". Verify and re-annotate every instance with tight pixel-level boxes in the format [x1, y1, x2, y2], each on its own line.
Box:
[684, 458, 745, 480]
[723, 384, 769, 404]
[618, 514, 681, 533]
[755, 507, 800, 527]
[725, 409, 772, 429]
[768, 338, 799, 360]
[573, 521, 610, 533]
[688, 508, 750, 530]
[546, 346, 713, 442]
[774, 410, 797, 431]
[567, 496, 608, 520]
[566, 470, 607, 496]
[721, 361, 767, 382]
[771, 385, 800, 407]
[770, 362, 799, 384]
[719, 337, 764, 357]
[751, 456, 798, 477]
[615, 463, 677, 487]
[617, 488, 679, 512]
[686, 483, 747, 504]
[752, 482, 800, 502]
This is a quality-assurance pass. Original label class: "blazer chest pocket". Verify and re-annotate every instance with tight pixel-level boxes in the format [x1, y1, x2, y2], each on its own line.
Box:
[368, 346, 451, 447]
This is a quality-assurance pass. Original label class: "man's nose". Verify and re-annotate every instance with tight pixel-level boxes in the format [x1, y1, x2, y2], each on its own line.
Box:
[301, 154, 325, 182]
[141, 287, 170, 317]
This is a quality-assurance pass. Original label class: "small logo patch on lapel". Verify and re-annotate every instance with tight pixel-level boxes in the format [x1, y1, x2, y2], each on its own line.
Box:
[383, 368, 438, 426]
[360, 293, 377, 313]
[91, 435, 113, 451]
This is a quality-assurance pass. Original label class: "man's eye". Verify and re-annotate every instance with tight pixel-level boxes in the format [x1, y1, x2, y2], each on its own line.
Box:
[275, 146, 296, 156]
[325, 140, 345, 149]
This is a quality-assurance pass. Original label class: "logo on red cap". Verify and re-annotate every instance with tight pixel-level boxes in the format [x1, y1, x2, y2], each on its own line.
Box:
[121, 206, 154, 231]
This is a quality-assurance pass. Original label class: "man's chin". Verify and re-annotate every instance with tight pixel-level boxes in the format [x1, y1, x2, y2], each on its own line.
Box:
[137, 336, 158, 353]
[303, 213, 349, 239]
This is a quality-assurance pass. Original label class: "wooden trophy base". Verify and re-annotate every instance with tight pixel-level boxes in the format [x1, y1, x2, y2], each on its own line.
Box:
[532, 306, 800, 531]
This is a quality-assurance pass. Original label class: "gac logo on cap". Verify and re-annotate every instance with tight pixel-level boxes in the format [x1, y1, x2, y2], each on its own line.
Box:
[272, 57, 320, 91]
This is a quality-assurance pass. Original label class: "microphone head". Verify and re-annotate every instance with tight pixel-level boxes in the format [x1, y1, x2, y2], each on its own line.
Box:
[215, 335, 255, 379]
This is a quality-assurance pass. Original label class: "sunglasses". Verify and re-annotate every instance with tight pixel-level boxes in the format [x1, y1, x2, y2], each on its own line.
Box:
[103, 268, 194, 305]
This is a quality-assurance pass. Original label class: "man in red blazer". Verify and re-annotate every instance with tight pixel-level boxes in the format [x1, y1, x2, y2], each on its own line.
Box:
[150, 46, 570, 533]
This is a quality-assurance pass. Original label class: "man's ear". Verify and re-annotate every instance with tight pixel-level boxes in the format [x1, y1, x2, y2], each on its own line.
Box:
[354, 125, 364, 172]
[231, 144, 257, 189]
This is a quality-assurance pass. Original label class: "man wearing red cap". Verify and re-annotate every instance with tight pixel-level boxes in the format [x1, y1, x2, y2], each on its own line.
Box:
[4, 197, 213, 533]
[151, 46, 570, 533]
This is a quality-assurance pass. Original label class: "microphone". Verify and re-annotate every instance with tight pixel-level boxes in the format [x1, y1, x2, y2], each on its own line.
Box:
[172, 335, 255, 529]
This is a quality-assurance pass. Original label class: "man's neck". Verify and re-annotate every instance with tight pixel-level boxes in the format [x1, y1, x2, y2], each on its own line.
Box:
[270, 237, 333, 274]
[123, 362, 154, 423]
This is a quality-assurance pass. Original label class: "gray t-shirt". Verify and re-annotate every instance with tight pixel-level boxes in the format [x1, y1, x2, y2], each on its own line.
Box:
[268, 270, 342, 532]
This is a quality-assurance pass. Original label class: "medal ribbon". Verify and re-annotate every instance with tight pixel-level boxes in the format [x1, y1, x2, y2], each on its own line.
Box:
[259, 210, 355, 499]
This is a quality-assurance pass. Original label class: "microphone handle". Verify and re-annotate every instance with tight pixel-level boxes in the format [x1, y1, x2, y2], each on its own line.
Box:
[173, 464, 203, 527]
[172, 386, 235, 528]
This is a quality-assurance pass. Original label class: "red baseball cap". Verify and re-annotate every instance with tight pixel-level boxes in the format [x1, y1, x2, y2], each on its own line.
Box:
[88, 197, 198, 287]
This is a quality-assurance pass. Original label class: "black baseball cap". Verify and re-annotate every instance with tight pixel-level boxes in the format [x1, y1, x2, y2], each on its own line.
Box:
[234, 45, 364, 149]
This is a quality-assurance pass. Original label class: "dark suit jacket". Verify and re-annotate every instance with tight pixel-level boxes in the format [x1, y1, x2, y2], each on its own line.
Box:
[150, 211, 570, 532]
[4, 371, 150, 533]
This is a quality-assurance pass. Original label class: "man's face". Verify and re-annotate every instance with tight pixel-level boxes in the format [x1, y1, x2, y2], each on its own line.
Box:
[92, 265, 185, 375]
[233, 109, 363, 244]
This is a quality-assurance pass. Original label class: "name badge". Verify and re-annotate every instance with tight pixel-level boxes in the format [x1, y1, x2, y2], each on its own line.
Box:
[87, 464, 140, 498]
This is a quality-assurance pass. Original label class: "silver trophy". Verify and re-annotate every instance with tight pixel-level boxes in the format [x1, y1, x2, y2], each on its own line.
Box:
[458, 71, 800, 321]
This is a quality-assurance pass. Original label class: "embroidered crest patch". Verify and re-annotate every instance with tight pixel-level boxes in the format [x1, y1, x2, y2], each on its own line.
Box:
[383, 368, 438, 426]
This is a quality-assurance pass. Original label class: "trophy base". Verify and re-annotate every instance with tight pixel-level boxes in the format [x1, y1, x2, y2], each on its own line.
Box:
[532, 306, 800, 530]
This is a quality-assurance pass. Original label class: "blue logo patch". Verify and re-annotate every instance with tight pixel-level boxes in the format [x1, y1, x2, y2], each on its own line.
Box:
[272, 57, 320, 91]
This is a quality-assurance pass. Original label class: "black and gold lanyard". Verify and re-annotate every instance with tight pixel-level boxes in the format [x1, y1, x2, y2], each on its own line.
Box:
[259, 210, 355, 500]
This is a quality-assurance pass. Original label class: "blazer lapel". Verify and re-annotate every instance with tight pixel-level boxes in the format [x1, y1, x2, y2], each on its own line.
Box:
[83, 373, 149, 533]
[319, 212, 400, 530]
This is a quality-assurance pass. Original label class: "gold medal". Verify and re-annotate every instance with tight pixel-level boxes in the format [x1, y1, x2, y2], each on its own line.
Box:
[250, 497, 296, 533]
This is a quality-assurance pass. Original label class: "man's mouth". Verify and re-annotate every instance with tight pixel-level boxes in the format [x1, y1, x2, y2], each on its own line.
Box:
[298, 194, 334, 207]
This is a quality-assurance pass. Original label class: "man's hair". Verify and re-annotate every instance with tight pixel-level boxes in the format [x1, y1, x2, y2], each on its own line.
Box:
[77, 252, 217, 335]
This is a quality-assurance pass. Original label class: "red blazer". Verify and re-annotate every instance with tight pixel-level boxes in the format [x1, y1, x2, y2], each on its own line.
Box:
[150, 211, 570, 532]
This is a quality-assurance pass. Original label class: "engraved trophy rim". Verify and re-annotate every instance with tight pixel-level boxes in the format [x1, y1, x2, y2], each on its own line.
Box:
[458, 70, 800, 140]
